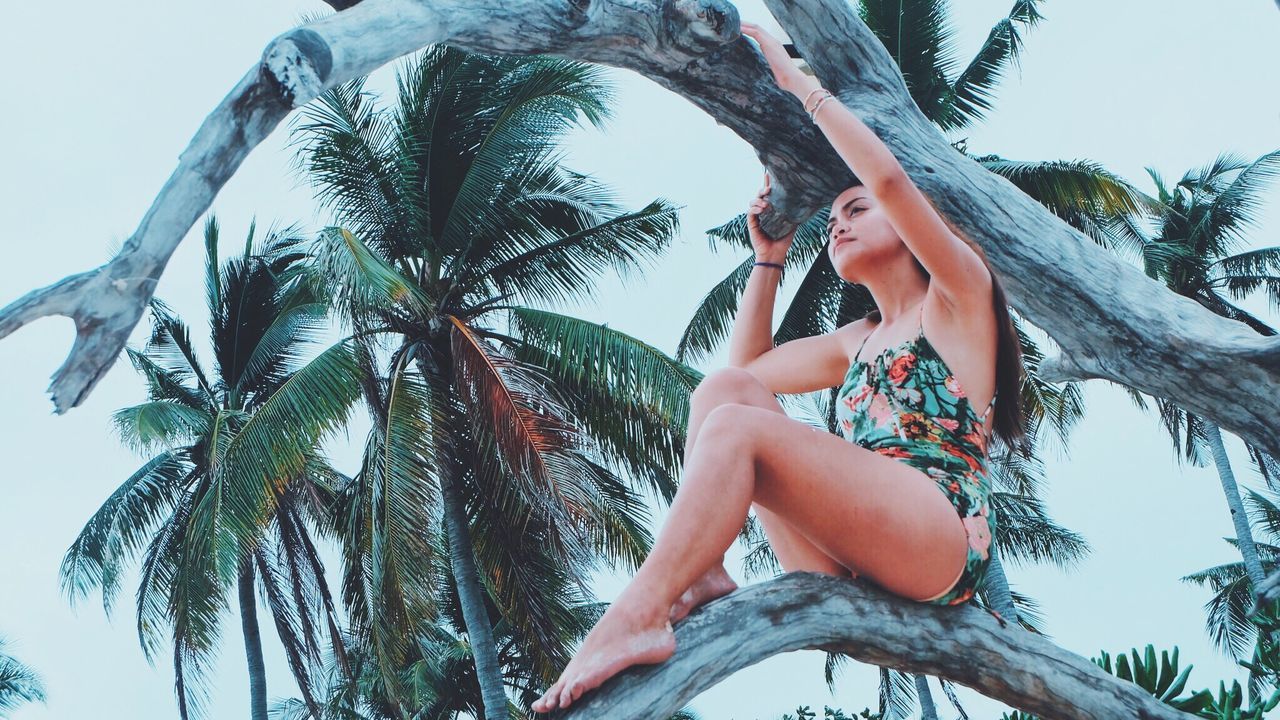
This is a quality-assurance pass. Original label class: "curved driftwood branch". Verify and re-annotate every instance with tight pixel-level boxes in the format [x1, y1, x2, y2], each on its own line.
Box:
[554, 573, 1193, 720]
[4, 2, 1278, 452]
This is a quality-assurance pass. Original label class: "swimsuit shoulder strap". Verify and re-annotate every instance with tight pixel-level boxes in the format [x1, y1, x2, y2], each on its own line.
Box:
[979, 389, 999, 419]
[853, 321, 875, 364]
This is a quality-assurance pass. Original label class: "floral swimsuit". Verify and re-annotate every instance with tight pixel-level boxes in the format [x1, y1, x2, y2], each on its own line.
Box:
[835, 304, 998, 606]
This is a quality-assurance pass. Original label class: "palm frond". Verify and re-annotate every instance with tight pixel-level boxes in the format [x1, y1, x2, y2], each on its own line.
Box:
[1196, 149, 1280, 247]
[458, 416, 597, 684]
[878, 665, 919, 719]
[287, 74, 410, 263]
[111, 401, 213, 457]
[252, 545, 325, 718]
[675, 257, 754, 365]
[474, 195, 680, 311]
[125, 348, 211, 412]
[505, 307, 702, 502]
[0, 636, 47, 713]
[989, 491, 1091, 569]
[59, 450, 193, 613]
[976, 155, 1156, 259]
[860, 0, 960, 127]
[435, 53, 613, 258]
[361, 356, 445, 679]
[306, 226, 435, 330]
[144, 298, 217, 403]
[945, 0, 1045, 129]
[185, 339, 364, 589]
[448, 316, 595, 520]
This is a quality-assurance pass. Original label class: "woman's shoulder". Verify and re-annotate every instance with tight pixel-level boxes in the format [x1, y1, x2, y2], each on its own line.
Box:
[833, 316, 876, 357]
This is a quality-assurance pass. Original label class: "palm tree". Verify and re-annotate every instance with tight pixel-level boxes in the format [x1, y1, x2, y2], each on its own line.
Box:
[1183, 486, 1280, 700]
[699, 0, 1134, 714]
[0, 635, 46, 718]
[58, 217, 364, 720]
[1129, 150, 1280, 597]
[287, 45, 696, 718]
[1118, 148, 1280, 699]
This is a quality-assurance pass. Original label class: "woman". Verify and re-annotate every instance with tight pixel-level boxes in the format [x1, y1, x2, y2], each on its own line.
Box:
[532, 20, 1027, 713]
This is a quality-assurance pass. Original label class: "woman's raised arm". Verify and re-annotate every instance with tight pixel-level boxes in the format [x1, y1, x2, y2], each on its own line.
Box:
[740, 22, 991, 308]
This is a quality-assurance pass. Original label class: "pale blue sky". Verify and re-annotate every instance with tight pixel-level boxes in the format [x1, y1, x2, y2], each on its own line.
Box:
[2, 1, 1279, 718]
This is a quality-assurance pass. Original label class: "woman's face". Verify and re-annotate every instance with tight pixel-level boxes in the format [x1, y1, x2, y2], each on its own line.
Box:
[826, 184, 901, 282]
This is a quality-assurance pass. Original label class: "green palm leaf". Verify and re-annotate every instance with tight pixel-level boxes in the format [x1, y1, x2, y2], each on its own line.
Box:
[945, 0, 1045, 129]
[111, 401, 213, 456]
[288, 74, 410, 263]
[860, 0, 959, 126]
[307, 227, 435, 327]
[989, 491, 1090, 569]
[186, 338, 363, 589]
[505, 307, 701, 501]
[435, 54, 612, 258]
[473, 196, 680, 309]
[144, 298, 217, 403]
[675, 257, 754, 365]
[59, 450, 193, 613]
[0, 636, 47, 715]
[977, 156, 1156, 259]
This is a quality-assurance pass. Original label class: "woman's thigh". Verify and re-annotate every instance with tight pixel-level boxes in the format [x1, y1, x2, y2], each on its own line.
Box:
[691, 368, 851, 577]
[701, 402, 970, 602]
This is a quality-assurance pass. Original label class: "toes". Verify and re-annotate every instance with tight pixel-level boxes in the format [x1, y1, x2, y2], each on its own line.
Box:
[534, 681, 562, 713]
[559, 679, 578, 709]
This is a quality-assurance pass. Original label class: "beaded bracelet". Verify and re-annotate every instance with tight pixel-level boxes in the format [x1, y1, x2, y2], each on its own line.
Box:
[754, 261, 785, 270]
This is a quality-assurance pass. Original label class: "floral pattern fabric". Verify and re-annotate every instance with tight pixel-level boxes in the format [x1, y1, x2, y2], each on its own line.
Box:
[835, 324, 998, 606]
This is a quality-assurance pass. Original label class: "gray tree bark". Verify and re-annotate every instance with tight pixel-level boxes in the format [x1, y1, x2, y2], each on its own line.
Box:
[238, 557, 268, 720]
[2, 0, 1278, 469]
[440, 470, 509, 720]
[913, 673, 938, 720]
[981, 546, 1020, 624]
[556, 573, 1197, 720]
[1205, 423, 1266, 589]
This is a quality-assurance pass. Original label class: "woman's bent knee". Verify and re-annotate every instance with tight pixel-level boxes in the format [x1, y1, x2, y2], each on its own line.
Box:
[692, 367, 775, 408]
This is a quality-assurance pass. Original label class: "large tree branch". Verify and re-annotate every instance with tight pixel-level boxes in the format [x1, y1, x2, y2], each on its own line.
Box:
[555, 573, 1193, 720]
[6, 1, 1278, 466]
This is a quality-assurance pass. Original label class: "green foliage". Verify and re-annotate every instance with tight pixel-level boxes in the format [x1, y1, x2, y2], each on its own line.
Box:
[1088, 643, 1280, 720]
[775, 706, 880, 720]
[288, 42, 696, 712]
[1092, 644, 1213, 713]
[58, 217, 359, 719]
[0, 635, 47, 716]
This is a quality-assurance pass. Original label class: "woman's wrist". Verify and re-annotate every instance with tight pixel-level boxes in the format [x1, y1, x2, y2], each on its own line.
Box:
[789, 76, 823, 104]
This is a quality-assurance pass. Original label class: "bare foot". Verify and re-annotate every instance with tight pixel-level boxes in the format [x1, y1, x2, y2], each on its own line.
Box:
[531, 598, 675, 713]
[669, 564, 738, 624]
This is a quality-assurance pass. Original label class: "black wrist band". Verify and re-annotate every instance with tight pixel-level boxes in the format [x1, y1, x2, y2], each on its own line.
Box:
[754, 261, 785, 270]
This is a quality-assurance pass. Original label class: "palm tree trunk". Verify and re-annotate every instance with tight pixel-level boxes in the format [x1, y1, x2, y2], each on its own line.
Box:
[238, 556, 268, 720]
[981, 546, 1020, 623]
[1206, 422, 1267, 588]
[914, 674, 938, 720]
[441, 470, 508, 720]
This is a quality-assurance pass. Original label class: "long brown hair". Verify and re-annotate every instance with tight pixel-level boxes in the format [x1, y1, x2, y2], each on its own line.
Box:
[856, 206, 1028, 455]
